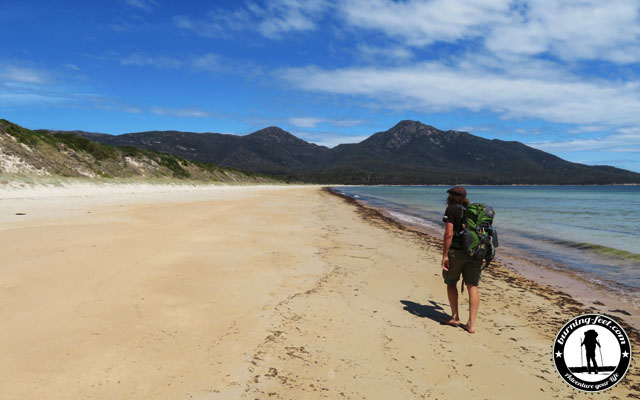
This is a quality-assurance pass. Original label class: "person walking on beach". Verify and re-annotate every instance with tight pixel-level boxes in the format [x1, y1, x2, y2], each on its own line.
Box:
[441, 186, 482, 333]
[582, 330, 601, 374]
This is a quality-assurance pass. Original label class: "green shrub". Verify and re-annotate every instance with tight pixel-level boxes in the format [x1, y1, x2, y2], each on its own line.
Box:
[1, 119, 56, 146]
[53, 133, 118, 160]
[119, 146, 143, 157]
[158, 154, 190, 178]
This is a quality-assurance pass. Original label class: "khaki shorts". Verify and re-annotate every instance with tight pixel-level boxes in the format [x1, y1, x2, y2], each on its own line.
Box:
[442, 248, 482, 286]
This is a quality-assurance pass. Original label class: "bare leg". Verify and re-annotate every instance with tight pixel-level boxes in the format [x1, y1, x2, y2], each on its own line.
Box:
[442, 283, 460, 325]
[462, 285, 479, 333]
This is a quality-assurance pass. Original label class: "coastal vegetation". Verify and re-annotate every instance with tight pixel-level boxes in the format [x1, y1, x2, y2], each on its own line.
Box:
[0, 119, 280, 184]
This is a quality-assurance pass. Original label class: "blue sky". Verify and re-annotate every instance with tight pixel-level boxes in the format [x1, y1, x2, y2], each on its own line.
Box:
[2, 0, 640, 172]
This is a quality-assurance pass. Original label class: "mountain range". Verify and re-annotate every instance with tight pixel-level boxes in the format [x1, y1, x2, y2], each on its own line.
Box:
[65, 120, 640, 185]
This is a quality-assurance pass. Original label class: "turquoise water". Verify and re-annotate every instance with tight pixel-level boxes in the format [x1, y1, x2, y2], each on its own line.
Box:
[333, 186, 640, 299]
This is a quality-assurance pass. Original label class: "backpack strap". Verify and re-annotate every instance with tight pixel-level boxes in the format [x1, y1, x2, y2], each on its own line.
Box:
[455, 204, 467, 236]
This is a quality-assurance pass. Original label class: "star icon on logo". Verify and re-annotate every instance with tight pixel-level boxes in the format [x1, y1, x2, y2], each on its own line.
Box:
[622, 351, 629, 358]
[555, 350, 562, 358]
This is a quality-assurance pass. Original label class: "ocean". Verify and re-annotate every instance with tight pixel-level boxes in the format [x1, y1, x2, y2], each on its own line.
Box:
[332, 185, 640, 308]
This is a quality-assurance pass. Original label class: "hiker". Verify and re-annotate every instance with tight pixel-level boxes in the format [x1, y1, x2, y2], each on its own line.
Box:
[441, 186, 481, 333]
[582, 330, 601, 374]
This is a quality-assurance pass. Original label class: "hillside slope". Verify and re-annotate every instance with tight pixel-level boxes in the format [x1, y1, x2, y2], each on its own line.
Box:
[0, 119, 278, 183]
[72, 126, 331, 176]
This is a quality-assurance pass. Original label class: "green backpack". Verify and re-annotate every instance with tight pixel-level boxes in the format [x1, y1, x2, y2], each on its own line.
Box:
[458, 203, 498, 269]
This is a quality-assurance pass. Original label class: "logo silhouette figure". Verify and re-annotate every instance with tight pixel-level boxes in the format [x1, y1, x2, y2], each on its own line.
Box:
[581, 330, 601, 374]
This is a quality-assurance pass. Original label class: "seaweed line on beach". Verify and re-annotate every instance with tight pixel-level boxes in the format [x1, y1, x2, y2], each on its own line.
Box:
[324, 186, 640, 395]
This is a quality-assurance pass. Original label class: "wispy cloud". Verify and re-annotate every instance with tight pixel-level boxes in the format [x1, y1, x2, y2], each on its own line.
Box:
[289, 116, 362, 128]
[527, 132, 640, 152]
[88, 96, 144, 113]
[0, 91, 71, 106]
[0, 64, 50, 84]
[109, 15, 146, 32]
[0, 63, 73, 106]
[174, 0, 330, 39]
[125, 0, 158, 12]
[251, 0, 329, 38]
[150, 107, 211, 118]
[191, 53, 224, 71]
[340, 0, 510, 47]
[121, 53, 184, 69]
[356, 44, 413, 61]
[119, 52, 263, 78]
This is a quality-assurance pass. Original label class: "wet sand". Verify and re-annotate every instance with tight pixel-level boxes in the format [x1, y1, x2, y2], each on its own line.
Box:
[0, 185, 638, 399]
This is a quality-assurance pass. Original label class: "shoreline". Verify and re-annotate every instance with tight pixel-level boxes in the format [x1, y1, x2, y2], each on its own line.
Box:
[1, 184, 638, 398]
[325, 187, 640, 338]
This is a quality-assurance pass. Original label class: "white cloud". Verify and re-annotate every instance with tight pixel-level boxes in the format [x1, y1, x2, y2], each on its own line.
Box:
[150, 107, 211, 118]
[528, 132, 640, 152]
[289, 116, 362, 128]
[455, 126, 490, 133]
[280, 60, 640, 127]
[171, 0, 640, 65]
[486, 0, 640, 63]
[340, 0, 510, 46]
[567, 125, 609, 134]
[298, 132, 370, 147]
[338, 0, 510, 46]
[338, 0, 640, 64]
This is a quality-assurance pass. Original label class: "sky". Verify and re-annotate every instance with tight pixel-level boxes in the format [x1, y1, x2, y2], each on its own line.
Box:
[2, 0, 640, 172]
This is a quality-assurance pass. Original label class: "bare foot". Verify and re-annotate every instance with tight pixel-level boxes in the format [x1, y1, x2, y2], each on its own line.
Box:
[461, 324, 476, 334]
[440, 318, 461, 327]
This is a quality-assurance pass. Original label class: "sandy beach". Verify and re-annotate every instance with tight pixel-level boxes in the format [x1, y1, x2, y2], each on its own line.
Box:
[1, 184, 638, 399]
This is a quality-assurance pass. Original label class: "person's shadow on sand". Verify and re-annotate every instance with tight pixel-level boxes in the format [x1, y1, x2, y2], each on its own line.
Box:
[400, 300, 454, 326]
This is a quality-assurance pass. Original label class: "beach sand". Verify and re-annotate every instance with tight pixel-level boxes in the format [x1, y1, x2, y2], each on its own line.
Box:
[1, 184, 638, 399]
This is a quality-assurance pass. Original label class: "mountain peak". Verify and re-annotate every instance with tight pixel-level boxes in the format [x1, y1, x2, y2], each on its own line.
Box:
[367, 119, 444, 148]
[392, 120, 424, 128]
[387, 120, 443, 137]
[247, 126, 302, 143]
[390, 120, 437, 132]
